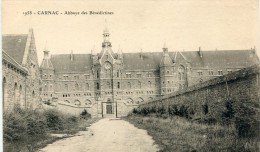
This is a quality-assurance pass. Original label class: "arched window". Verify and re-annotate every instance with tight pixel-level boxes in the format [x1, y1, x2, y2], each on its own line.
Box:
[148, 81, 152, 87]
[14, 83, 18, 104]
[138, 81, 141, 89]
[117, 82, 120, 89]
[178, 65, 185, 81]
[127, 82, 131, 89]
[3, 77, 7, 107]
[107, 81, 111, 89]
[32, 91, 35, 102]
[85, 83, 89, 90]
[19, 85, 23, 104]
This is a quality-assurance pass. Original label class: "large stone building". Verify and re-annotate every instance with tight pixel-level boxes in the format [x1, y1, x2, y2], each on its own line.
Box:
[2, 28, 259, 117]
[2, 29, 41, 111]
[39, 28, 259, 117]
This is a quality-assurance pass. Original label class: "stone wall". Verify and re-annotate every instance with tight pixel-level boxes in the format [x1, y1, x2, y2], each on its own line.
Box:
[2, 61, 27, 111]
[139, 63, 260, 122]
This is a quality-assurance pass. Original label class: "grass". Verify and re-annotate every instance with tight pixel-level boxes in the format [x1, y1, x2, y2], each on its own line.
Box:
[125, 114, 258, 152]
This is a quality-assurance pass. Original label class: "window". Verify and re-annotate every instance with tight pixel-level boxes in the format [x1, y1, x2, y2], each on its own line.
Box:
[65, 84, 68, 91]
[107, 81, 111, 89]
[86, 83, 89, 90]
[198, 71, 203, 76]
[63, 75, 69, 80]
[97, 71, 99, 78]
[218, 70, 223, 75]
[75, 83, 79, 91]
[126, 73, 132, 78]
[137, 74, 141, 78]
[96, 82, 100, 90]
[128, 82, 131, 89]
[147, 72, 152, 77]
[50, 74, 52, 78]
[85, 75, 90, 79]
[50, 84, 53, 91]
[227, 70, 232, 74]
[148, 81, 152, 87]
[117, 82, 120, 89]
[74, 75, 79, 80]
[208, 70, 214, 75]
[178, 66, 185, 80]
[167, 71, 170, 74]
[138, 81, 141, 89]
[117, 71, 119, 77]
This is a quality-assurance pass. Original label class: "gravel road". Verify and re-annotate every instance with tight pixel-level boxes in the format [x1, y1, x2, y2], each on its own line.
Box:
[40, 118, 159, 152]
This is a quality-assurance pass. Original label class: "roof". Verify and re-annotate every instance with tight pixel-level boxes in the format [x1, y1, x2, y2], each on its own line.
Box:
[51, 54, 93, 73]
[2, 34, 28, 64]
[2, 51, 28, 74]
[49, 49, 259, 72]
[40, 58, 54, 69]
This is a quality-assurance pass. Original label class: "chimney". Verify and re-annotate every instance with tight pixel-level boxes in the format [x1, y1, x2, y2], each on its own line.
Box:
[140, 49, 143, 60]
[198, 47, 202, 58]
[70, 50, 74, 61]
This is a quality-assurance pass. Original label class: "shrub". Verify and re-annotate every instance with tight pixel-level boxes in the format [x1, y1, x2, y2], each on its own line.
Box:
[80, 109, 91, 120]
[44, 109, 64, 130]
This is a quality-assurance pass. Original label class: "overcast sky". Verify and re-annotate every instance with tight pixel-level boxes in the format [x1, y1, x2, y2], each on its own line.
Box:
[3, 0, 260, 63]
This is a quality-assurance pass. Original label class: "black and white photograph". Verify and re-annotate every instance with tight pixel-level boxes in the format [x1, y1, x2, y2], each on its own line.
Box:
[2, 0, 260, 151]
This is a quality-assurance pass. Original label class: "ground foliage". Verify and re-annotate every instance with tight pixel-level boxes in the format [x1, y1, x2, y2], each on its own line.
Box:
[3, 105, 93, 152]
[126, 115, 259, 152]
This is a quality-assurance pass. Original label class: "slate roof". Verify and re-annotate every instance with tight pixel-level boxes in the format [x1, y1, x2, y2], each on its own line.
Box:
[40, 58, 54, 69]
[2, 50, 28, 73]
[49, 50, 259, 72]
[51, 54, 93, 73]
[2, 34, 28, 64]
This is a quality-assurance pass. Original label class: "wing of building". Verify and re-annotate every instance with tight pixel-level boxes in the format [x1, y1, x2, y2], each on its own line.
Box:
[39, 29, 259, 118]
[2, 28, 259, 116]
[2, 29, 41, 111]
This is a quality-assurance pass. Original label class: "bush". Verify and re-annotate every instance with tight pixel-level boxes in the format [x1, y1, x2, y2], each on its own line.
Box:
[44, 109, 64, 130]
[80, 109, 91, 120]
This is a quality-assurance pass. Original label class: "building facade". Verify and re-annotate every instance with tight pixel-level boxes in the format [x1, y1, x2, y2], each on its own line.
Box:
[2, 29, 41, 111]
[39, 28, 259, 117]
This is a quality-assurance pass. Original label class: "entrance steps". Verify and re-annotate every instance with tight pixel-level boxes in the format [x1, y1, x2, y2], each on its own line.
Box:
[103, 114, 116, 118]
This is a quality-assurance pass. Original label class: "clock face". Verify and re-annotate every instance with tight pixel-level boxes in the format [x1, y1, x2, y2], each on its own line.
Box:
[178, 66, 184, 72]
[104, 62, 111, 69]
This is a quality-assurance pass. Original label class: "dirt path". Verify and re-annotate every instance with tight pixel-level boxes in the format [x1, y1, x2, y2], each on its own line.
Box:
[40, 118, 159, 152]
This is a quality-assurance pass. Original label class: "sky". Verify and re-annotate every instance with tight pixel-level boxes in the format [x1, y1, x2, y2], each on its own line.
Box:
[2, 0, 260, 63]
